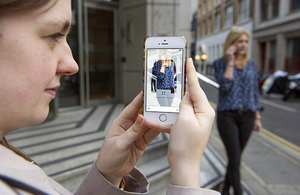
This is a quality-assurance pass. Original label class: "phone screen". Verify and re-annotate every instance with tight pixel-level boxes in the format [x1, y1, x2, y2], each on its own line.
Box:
[145, 48, 184, 113]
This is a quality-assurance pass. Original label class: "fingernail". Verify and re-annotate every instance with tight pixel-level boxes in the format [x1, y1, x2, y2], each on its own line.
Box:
[185, 92, 191, 99]
[136, 114, 143, 125]
[187, 93, 191, 99]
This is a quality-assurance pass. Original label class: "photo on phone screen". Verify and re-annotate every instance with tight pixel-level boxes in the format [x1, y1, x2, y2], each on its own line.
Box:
[145, 48, 184, 113]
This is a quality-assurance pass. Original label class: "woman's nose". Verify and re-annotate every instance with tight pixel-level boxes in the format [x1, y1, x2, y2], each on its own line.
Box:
[56, 44, 79, 76]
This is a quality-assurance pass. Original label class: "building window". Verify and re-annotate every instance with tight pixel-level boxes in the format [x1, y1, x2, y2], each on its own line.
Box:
[207, 18, 211, 34]
[215, 12, 221, 31]
[286, 37, 300, 73]
[261, 0, 268, 21]
[197, 25, 201, 38]
[272, 0, 279, 18]
[202, 21, 206, 36]
[261, 0, 280, 21]
[217, 44, 222, 58]
[269, 40, 276, 72]
[202, 0, 207, 15]
[287, 37, 300, 58]
[210, 16, 214, 33]
[208, 0, 212, 11]
[260, 42, 266, 73]
[225, 5, 233, 27]
[291, 0, 300, 11]
[239, 0, 250, 22]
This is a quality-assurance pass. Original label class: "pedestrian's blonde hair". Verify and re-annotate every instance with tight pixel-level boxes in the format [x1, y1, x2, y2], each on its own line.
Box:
[158, 49, 171, 66]
[223, 26, 250, 67]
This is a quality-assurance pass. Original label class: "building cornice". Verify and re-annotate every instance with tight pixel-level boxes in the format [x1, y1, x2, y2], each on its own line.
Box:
[254, 11, 300, 32]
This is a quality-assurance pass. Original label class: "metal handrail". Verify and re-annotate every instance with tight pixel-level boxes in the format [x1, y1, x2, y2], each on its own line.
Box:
[149, 71, 219, 88]
[196, 72, 219, 89]
[147, 72, 157, 80]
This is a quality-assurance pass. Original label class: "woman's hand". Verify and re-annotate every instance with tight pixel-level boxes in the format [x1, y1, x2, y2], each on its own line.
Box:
[96, 91, 171, 187]
[160, 62, 167, 72]
[223, 45, 237, 78]
[168, 58, 215, 188]
[253, 119, 262, 132]
[226, 45, 237, 65]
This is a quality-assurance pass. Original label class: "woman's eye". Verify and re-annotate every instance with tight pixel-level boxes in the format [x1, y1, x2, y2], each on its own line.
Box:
[50, 33, 65, 42]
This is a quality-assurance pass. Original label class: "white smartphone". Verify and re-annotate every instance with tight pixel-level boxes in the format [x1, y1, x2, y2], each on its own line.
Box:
[143, 36, 187, 124]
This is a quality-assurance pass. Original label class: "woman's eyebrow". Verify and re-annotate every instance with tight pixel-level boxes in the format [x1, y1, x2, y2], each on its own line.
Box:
[45, 19, 71, 33]
[62, 21, 71, 33]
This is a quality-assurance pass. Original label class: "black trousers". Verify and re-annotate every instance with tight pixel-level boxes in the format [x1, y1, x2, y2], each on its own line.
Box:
[217, 110, 255, 195]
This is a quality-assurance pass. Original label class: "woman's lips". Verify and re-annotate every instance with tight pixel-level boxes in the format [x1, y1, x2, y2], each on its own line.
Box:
[45, 86, 59, 99]
[45, 89, 56, 98]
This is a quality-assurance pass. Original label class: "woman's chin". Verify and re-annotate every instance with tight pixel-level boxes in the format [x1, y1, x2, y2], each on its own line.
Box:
[30, 108, 50, 126]
[237, 50, 247, 55]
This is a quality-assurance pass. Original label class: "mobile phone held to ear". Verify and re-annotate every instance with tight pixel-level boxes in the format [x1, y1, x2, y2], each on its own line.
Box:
[143, 36, 187, 124]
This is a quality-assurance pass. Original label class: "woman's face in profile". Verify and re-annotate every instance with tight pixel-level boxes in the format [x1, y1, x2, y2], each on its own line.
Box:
[0, 0, 78, 131]
[165, 50, 172, 60]
[233, 34, 249, 56]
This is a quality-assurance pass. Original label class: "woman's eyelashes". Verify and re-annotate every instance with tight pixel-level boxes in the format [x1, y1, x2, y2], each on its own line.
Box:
[50, 33, 66, 42]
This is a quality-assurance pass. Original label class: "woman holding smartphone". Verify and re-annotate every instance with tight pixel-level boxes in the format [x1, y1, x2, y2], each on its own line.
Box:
[0, 0, 219, 194]
[213, 26, 262, 195]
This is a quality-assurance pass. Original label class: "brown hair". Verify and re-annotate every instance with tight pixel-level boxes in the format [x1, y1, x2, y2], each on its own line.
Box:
[223, 26, 250, 67]
[0, 0, 50, 11]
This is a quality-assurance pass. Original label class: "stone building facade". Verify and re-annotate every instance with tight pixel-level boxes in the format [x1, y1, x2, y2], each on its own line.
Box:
[194, 0, 300, 75]
[52, 0, 195, 114]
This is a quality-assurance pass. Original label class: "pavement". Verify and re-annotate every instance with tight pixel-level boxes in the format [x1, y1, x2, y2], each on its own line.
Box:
[208, 100, 300, 195]
[6, 100, 300, 194]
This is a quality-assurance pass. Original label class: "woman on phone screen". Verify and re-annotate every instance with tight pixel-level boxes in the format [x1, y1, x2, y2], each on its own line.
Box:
[152, 49, 176, 106]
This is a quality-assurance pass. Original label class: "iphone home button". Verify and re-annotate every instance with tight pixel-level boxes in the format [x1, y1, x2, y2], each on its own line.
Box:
[159, 114, 167, 122]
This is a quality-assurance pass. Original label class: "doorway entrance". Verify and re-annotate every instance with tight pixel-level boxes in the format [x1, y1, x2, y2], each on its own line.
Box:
[83, 2, 117, 106]
[58, 1, 118, 108]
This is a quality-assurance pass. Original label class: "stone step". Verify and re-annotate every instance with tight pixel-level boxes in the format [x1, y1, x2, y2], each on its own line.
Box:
[6, 103, 224, 193]
[6, 104, 174, 193]
[56, 138, 170, 193]
[139, 141, 170, 195]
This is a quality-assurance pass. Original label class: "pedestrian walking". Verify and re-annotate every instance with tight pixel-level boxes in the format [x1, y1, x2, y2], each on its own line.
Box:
[213, 26, 263, 195]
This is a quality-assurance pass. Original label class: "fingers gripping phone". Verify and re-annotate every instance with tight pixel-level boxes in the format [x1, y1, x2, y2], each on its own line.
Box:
[143, 36, 187, 124]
